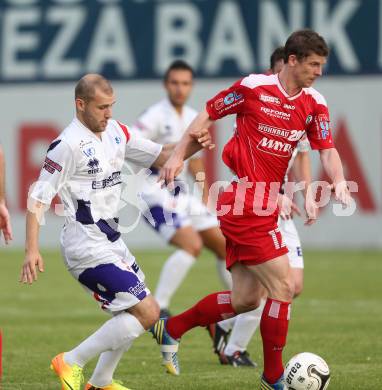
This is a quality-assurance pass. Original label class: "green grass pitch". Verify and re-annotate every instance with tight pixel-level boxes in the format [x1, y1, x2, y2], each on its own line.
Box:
[0, 249, 381, 389]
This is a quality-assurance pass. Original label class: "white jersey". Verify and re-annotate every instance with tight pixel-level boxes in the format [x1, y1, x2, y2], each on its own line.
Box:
[31, 117, 162, 270]
[130, 98, 199, 181]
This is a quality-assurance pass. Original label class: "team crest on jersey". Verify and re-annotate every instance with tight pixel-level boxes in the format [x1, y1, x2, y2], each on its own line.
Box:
[305, 115, 313, 125]
[115, 136, 121, 144]
[83, 146, 95, 157]
[80, 139, 95, 157]
[87, 158, 103, 174]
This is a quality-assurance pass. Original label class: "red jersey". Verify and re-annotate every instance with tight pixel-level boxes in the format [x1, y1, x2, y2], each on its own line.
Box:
[206, 73, 334, 211]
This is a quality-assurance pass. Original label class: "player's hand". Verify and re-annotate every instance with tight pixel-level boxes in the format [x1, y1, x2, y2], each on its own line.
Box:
[278, 194, 291, 219]
[278, 194, 301, 220]
[20, 250, 44, 284]
[190, 128, 215, 150]
[304, 191, 318, 225]
[0, 202, 13, 244]
[332, 181, 352, 207]
[159, 154, 184, 189]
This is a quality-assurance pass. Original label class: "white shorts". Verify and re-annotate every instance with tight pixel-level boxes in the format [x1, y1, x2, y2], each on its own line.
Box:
[62, 238, 150, 314]
[140, 184, 218, 242]
[278, 217, 304, 269]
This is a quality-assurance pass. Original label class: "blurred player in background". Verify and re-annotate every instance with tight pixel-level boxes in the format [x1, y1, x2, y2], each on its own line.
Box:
[151, 29, 352, 389]
[0, 143, 12, 244]
[269, 46, 286, 74]
[19, 74, 212, 390]
[130, 60, 229, 317]
[209, 46, 311, 367]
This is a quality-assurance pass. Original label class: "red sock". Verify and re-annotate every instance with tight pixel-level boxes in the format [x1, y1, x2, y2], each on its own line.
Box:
[260, 298, 291, 384]
[166, 291, 236, 340]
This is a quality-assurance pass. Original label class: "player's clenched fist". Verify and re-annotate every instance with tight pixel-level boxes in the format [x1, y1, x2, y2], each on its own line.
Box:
[20, 251, 44, 284]
[190, 128, 215, 150]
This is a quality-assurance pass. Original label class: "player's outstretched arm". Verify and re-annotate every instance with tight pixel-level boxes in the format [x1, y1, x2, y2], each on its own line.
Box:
[20, 201, 45, 284]
[159, 109, 214, 183]
[153, 125, 214, 170]
[319, 148, 352, 206]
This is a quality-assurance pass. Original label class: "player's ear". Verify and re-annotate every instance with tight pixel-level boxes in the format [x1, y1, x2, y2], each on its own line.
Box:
[75, 98, 86, 112]
[287, 54, 298, 67]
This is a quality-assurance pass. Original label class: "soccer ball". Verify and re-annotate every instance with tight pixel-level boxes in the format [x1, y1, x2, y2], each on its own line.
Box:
[284, 352, 330, 390]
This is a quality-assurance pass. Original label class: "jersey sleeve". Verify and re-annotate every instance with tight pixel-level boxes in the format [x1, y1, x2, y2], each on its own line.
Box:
[29, 139, 75, 205]
[130, 108, 159, 140]
[205, 79, 251, 120]
[306, 97, 334, 150]
[125, 133, 162, 168]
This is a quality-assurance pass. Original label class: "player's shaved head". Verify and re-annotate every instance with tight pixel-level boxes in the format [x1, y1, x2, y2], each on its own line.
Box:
[75, 74, 113, 102]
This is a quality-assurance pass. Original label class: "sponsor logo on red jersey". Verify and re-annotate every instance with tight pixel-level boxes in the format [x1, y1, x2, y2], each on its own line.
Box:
[258, 123, 290, 139]
[214, 98, 224, 110]
[317, 114, 330, 139]
[223, 91, 243, 105]
[257, 136, 293, 157]
[260, 106, 290, 120]
[259, 93, 281, 105]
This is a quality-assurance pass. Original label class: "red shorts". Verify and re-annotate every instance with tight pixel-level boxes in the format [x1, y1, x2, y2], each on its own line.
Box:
[217, 183, 289, 269]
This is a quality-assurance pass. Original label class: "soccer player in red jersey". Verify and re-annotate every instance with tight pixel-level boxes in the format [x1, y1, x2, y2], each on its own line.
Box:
[151, 29, 352, 388]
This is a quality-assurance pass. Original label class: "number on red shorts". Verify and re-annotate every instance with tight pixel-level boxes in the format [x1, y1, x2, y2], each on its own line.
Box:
[268, 228, 286, 250]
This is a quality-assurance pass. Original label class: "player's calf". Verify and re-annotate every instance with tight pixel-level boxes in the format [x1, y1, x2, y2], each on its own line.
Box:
[128, 295, 160, 330]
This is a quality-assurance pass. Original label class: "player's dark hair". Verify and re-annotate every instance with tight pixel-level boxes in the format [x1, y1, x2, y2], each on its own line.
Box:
[284, 29, 329, 62]
[75, 74, 113, 102]
[164, 60, 194, 81]
[270, 46, 285, 71]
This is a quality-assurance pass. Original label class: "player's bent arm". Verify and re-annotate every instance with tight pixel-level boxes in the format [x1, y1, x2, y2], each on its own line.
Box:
[319, 148, 351, 206]
[20, 202, 46, 284]
[159, 109, 214, 182]
[152, 126, 213, 169]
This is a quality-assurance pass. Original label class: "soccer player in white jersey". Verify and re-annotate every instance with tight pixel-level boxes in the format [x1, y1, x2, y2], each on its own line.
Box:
[0, 143, 12, 244]
[130, 60, 230, 317]
[209, 46, 312, 367]
[19, 74, 212, 390]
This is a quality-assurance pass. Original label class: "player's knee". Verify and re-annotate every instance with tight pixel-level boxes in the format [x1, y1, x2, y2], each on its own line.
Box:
[231, 294, 261, 314]
[269, 277, 294, 302]
[182, 236, 203, 257]
[130, 296, 160, 329]
[282, 277, 295, 301]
